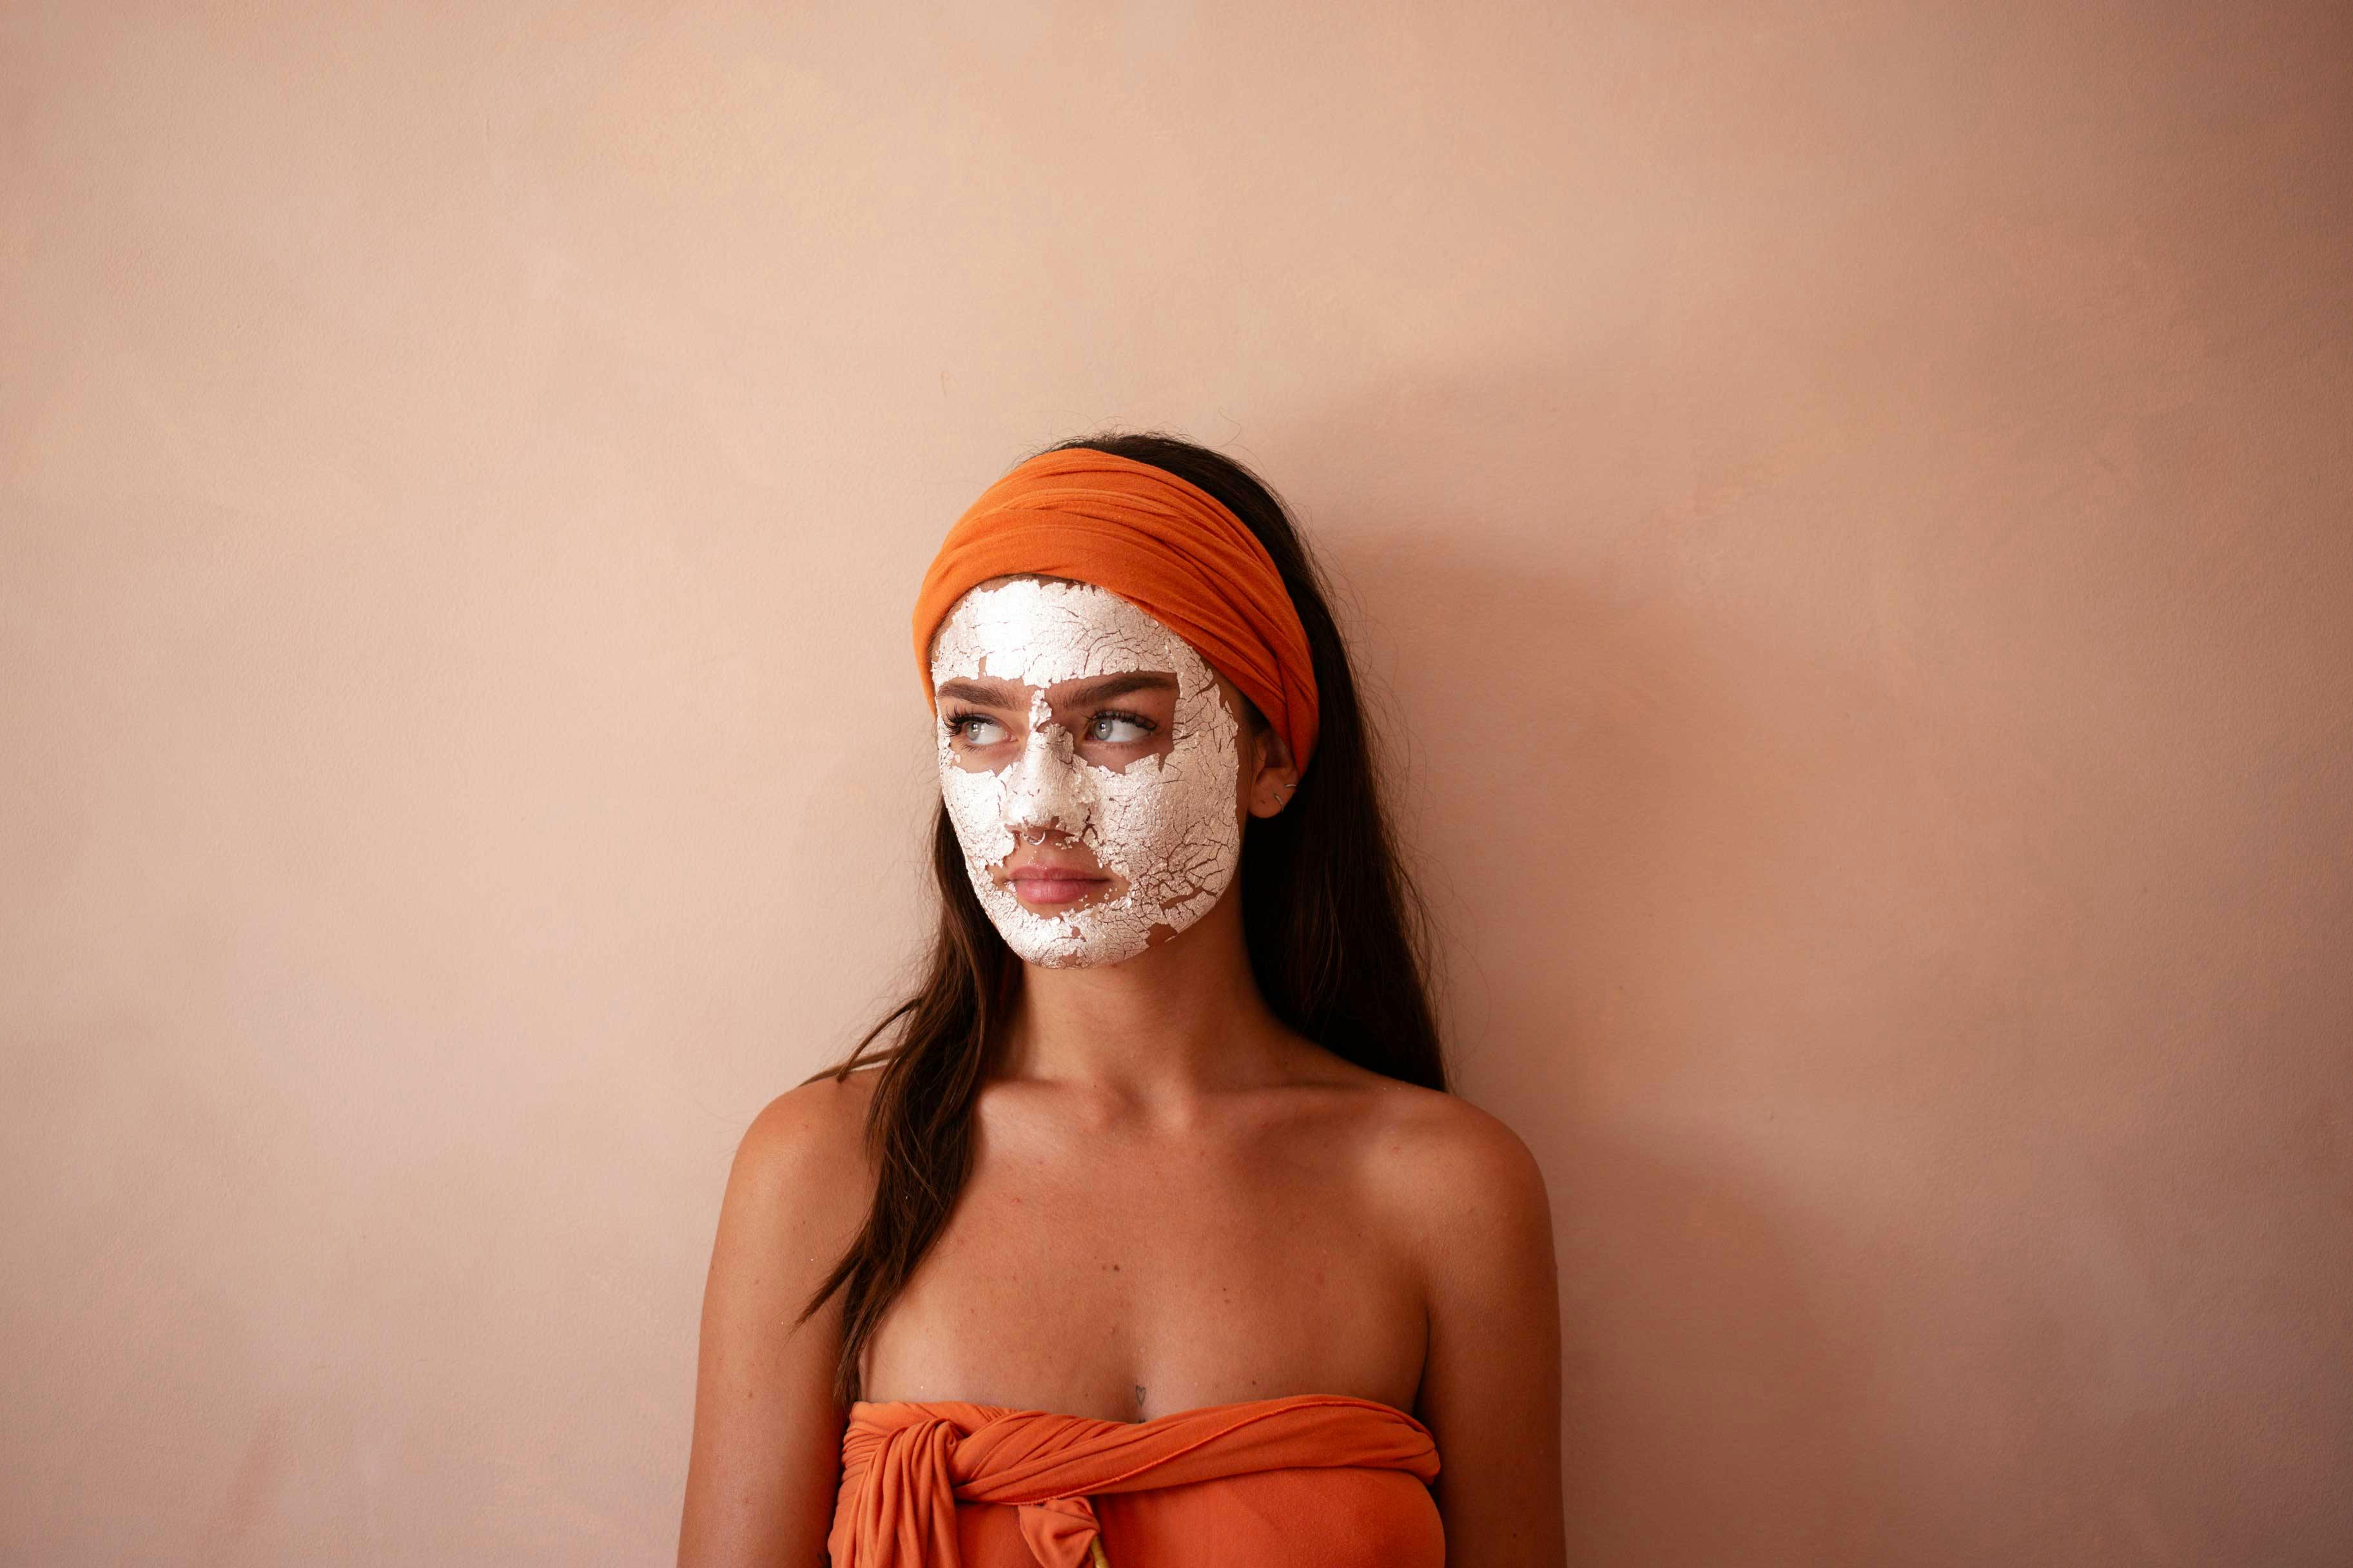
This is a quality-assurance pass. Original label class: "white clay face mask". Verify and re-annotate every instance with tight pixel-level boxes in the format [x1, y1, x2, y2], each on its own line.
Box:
[930, 577, 1243, 967]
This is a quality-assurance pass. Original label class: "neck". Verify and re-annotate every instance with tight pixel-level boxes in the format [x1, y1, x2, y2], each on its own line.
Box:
[993, 891, 1291, 1104]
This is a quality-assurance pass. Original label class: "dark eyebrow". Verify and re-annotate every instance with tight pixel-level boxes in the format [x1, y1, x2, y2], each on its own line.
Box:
[1055, 671, 1178, 705]
[935, 677, 1026, 707]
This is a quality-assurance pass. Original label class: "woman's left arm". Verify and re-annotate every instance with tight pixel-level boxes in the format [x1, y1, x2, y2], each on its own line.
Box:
[1402, 1099, 1568, 1567]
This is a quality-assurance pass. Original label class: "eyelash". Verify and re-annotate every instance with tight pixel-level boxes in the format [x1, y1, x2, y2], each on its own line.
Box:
[940, 707, 1160, 744]
[941, 708, 1004, 745]
[1087, 709, 1158, 743]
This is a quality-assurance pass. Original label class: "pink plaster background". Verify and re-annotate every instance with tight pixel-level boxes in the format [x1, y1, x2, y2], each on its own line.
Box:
[5, 3, 2348, 1563]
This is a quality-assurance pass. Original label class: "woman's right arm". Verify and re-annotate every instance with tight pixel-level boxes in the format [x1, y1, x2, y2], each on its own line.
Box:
[678, 1072, 877, 1567]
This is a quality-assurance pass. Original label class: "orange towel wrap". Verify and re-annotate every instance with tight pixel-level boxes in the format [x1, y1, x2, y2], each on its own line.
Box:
[912, 449, 1321, 772]
[828, 1393, 1443, 1568]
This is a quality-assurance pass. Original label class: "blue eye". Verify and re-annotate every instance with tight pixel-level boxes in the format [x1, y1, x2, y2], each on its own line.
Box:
[1088, 711, 1157, 744]
[945, 711, 1010, 746]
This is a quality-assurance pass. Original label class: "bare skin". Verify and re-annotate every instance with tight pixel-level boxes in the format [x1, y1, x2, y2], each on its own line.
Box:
[678, 671, 1567, 1567]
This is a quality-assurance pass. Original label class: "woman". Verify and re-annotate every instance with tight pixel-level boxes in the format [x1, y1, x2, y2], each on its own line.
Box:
[678, 434, 1566, 1566]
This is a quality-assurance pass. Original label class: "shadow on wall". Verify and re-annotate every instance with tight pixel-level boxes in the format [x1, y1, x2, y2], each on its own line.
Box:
[1334, 537, 1897, 1562]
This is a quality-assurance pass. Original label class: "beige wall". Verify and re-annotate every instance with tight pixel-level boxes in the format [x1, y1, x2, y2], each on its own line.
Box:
[6, 2, 2348, 1563]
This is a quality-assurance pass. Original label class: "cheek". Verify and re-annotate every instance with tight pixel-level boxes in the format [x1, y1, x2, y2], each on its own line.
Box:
[939, 742, 1015, 863]
[1087, 766, 1168, 858]
[1087, 717, 1242, 873]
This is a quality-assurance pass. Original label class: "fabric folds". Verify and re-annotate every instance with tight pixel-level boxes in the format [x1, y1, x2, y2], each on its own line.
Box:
[828, 1393, 1441, 1568]
[910, 447, 1322, 772]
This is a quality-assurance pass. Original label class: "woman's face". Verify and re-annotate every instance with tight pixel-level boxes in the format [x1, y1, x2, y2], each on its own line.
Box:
[930, 577, 1245, 967]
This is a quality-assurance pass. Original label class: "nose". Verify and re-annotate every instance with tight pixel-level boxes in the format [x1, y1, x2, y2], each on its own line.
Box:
[1001, 697, 1090, 843]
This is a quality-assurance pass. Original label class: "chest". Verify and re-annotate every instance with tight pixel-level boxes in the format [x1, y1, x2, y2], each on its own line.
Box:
[857, 1121, 1425, 1418]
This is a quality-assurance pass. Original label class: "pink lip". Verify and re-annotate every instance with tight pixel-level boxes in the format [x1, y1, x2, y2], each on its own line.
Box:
[1004, 868, 1109, 906]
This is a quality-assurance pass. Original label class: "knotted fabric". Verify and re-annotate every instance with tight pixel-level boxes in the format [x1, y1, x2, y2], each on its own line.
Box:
[911, 448, 1322, 771]
[828, 1393, 1440, 1568]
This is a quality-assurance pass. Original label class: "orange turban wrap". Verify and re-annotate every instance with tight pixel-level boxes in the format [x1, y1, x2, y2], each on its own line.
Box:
[913, 448, 1321, 770]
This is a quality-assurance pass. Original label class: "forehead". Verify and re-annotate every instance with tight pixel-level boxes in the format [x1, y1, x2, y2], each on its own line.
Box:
[930, 577, 1200, 688]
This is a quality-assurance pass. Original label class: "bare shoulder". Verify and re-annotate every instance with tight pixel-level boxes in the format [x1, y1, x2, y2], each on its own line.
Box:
[723, 1063, 883, 1237]
[1367, 1081, 1566, 1561]
[1285, 1062, 1565, 1559]
[1347, 1077, 1554, 1274]
[681, 1063, 885, 1566]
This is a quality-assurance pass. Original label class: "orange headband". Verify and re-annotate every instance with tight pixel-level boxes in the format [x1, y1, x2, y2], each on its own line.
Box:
[913, 448, 1320, 770]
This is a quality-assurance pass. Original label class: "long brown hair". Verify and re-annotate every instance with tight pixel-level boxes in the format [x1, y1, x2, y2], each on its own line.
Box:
[796, 431, 1447, 1405]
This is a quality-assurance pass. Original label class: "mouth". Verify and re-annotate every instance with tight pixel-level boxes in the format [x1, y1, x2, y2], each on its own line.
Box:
[1002, 864, 1113, 908]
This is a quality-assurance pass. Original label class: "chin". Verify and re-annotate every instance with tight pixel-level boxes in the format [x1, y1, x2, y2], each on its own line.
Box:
[1010, 934, 1152, 969]
[997, 917, 1153, 969]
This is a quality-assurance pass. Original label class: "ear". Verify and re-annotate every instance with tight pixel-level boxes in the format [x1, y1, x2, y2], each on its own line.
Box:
[1245, 722, 1301, 819]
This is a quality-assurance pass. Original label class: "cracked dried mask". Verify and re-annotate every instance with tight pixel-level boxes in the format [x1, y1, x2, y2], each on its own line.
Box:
[930, 578, 1244, 967]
